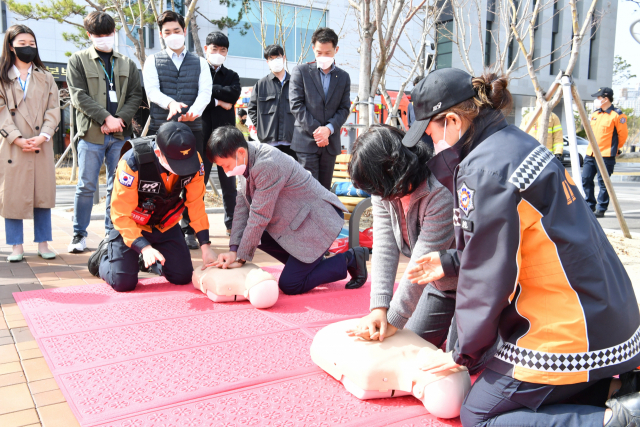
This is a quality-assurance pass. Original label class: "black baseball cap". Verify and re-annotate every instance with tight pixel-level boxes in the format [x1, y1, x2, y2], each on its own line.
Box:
[403, 68, 477, 147]
[156, 122, 200, 175]
[591, 87, 613, 100]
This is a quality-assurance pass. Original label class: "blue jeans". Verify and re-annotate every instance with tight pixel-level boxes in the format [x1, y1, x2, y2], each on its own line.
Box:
[4, 208, 52, 245]
[73, 136, 127, 237]
[581, 155, 616, 212]
[460, 368, 608, 427]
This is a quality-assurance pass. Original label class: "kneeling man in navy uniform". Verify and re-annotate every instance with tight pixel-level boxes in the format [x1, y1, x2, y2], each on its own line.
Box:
[88, 122, 217, 291]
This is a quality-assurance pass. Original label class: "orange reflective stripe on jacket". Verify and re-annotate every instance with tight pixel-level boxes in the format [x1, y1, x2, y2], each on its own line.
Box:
[586, 107, 628, 157]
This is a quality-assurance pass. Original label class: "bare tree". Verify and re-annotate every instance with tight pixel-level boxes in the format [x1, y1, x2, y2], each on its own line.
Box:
[513, 0, 600, 143]
[349, 0, 429, 129]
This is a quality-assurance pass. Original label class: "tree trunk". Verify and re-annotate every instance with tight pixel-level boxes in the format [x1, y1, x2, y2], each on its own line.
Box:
[537, 102, 551, 146]
[188, 6, 205, 57]
[358, 28, 373, 129]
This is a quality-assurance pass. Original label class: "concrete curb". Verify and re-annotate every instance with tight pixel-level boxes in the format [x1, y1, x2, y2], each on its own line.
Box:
[52, 207, 225, 221]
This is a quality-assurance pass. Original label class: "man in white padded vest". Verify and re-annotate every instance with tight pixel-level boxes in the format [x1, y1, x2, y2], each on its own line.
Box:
[142, 10, 212, 250]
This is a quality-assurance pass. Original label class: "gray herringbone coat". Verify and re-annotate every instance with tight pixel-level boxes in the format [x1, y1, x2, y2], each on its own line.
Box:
[230, 142, 347, 263]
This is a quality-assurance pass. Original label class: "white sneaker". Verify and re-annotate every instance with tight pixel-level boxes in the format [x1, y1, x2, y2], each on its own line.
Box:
[68, 235, 87, 253]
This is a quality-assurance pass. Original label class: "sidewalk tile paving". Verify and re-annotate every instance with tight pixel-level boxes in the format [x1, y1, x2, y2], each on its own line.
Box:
[0, 212, 401, 426]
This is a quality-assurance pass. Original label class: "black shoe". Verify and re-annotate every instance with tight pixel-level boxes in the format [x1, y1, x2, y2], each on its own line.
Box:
[87, 239, 108, 277]
[345, 247, 369, 289]
[185, 234, 199, 250]
[614, 370, 640, 398]
[595, 210, 606, 218]
[605, 392, 640, 426]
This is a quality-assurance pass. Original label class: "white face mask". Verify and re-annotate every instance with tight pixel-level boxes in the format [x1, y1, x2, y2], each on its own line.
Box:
[268, 57, 285, 73]
[156, 151, 176, 175]
[316, 56, 334, 70]
[208, 53, 226, 66]
[164, 33, 185, 50]
[225, 153, 246, 177]
[593, 99, 602, 110]
[92, 35, 114, 52]
[433, 119, 461, 155]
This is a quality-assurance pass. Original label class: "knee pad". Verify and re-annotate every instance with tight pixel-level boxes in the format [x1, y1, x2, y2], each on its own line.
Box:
[311, 319, 471, 419]
[192, 263, 279, 309]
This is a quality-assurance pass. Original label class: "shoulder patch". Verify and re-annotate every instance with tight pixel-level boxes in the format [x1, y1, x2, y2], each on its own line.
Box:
[457, 182, 475, 217]
[118, 170, 135, 187]
[620, 117, 626, 124]
[509, 145, 554, 191]
[199, 162, 205, 176]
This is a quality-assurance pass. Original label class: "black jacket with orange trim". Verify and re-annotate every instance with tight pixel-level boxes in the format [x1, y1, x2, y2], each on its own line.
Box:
[111, 142, 210, 253]
[428, 110, 640, 386]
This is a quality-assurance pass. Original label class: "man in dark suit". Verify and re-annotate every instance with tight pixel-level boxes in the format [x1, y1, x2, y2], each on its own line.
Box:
[289, 28, 351, 190]
[188, 31, 241, 241]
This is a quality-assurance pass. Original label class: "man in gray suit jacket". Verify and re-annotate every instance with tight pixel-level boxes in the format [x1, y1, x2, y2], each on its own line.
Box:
[289, 28, 351, 190]
[206, 126, 369, 294]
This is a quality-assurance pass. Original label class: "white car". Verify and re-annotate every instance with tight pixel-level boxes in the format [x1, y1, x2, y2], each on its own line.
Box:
[561, 135, 589, 167]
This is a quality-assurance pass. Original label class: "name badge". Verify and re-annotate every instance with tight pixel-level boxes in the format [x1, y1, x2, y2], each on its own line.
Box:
[109, 90, 118, 103]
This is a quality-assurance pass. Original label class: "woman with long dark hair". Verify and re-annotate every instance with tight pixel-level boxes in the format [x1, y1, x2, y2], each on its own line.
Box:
[0, 25, 60, 261]
[345, 124, 463, 355]
[404, 68, 640, 426]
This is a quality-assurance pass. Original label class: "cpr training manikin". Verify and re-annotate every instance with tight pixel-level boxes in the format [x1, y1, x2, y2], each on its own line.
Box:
[311, 319, 471, 419]
[193, 263, 280, 309]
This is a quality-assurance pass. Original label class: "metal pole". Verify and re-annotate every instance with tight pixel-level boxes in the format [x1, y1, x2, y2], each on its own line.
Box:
[560, 75, 584, 197]
[571, 83, 632, 239]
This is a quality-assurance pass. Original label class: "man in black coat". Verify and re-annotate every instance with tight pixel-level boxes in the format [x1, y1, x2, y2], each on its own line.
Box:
[186, 31, 241, 239]
[289, 28, 351, 190]
[248, 44, 296, 159]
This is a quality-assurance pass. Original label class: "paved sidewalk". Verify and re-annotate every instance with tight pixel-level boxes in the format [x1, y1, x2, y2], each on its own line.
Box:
[0, 213, 390, 427]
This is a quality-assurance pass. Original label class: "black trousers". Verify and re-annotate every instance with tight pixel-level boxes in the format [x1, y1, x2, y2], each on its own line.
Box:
[274, 144, 298, 160]
[98, 225, 193, 292]
[460, 368, 610, 427]
[295, 147, 337, 191]
[257, 230, 348, 295]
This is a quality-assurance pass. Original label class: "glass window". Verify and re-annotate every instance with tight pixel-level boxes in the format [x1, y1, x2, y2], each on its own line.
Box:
[125, 25, 147, 48]
[166, 0, 185, 15]
[436, 21, 453, 69]
[228, 1, 326, 61]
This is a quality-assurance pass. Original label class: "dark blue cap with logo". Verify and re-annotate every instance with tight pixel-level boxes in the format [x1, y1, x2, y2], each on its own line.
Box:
[403, 68, 477, 147]
[156, 122, 200, 176]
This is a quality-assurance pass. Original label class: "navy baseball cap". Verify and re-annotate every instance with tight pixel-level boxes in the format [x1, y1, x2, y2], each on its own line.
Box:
[156, 122, 200, 175]
[591, 87, 613, 99]
[403, 68, 477, 147]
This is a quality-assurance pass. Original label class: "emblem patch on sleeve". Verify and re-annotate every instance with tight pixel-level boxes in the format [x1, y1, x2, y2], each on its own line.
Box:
[457, 182, 475, 217]
[118, 170, 135, 187]
[199, 162, 205, 176]
[621, 117, 626, 124]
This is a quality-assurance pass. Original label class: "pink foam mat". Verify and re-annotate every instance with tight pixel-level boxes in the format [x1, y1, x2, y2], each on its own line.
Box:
[14, 266, 460, 426]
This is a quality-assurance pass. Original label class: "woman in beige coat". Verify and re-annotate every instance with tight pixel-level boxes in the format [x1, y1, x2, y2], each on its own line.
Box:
[0, 25, 60, 262]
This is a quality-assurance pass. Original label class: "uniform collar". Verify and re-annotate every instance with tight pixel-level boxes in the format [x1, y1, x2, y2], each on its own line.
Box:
[597, 105, 615, 114]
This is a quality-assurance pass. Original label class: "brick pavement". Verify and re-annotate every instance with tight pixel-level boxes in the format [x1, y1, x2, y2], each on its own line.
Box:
[0, 212, 393, 426]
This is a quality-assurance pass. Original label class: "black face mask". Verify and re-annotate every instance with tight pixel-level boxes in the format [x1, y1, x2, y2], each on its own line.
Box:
[240, 119, 246, 124]
[13, 46, 38, 64]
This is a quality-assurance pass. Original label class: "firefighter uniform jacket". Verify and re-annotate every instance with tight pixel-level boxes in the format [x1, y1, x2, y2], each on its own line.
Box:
[586, 105, 628, 158]
[521, 112, 563, 155]
[111, 142, 210, 253]
[428, 110, 640, 386]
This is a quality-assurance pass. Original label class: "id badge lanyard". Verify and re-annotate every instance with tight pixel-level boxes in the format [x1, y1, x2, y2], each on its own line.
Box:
[17, 72, 30, 100]
[99, 57, 117, 103]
